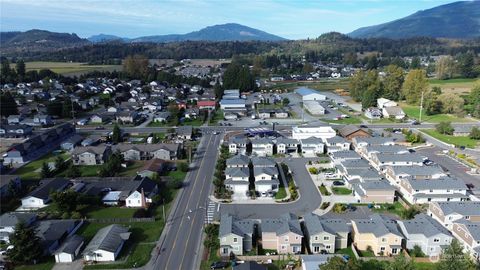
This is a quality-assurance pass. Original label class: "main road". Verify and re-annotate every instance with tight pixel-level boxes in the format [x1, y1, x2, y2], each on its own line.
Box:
[147, 133, 221, 270]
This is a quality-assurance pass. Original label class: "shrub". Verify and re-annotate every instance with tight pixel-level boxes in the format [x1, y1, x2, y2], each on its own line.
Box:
[308, 167, 318, 174]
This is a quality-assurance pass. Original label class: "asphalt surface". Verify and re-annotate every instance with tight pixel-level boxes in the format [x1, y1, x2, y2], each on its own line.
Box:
[150, 133, 221, 270]
[220, 157, 322, 219]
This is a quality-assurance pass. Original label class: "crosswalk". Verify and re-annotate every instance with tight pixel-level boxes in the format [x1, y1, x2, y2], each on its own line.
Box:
[205, 201, 218, 224]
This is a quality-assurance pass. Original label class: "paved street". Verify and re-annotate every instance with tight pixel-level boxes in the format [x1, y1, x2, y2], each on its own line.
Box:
[147, 133, 221, 270]
[220, 157, 322, 219]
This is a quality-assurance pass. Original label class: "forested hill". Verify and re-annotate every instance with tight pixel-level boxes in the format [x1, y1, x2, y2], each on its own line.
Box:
[349, 1, 480, 39]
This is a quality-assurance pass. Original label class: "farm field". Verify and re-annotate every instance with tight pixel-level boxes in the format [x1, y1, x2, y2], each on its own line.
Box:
[429, 78, 479, 95]
[400, 103, 475, 123]
[11, 61, 122, 76]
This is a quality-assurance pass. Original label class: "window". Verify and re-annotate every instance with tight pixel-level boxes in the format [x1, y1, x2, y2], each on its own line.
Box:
[282, 245, 287, 250]
[381, 238, 387, 243]
[222, 247, 228, 254]
[434, 238, 440, 242]
[392, 248, 398, 254]
[324, 236, 330, 241]
[466, 216, 470, 220]
[233, 238, 238, 243]
[326, 245, 331, 249]
[137, 200, 140, 204]
[380, 247, 386, 251]
[314, 236, 318, 241]
[314, 246, 320, 252]
[96, 253, 103, 257]
[284, 236, 289, 242]
[128, 200, 131, 204]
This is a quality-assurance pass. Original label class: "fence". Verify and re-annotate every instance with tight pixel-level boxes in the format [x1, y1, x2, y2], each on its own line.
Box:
[85, 217, 155, 223]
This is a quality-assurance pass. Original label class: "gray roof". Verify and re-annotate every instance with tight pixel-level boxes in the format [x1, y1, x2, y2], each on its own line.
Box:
[303, 213, 349, 236]
[406, 177, 467, 190]
[340, 159, 370, 169]
[251, 157, 276, 167]
[353, 137, 396, 146]
[225, 167, 250, 178]
[226, 155, 250, 167]
[345, 168, 382, 180]
[261, 213, 302, 236]
[373, 153, 426, 163]
[399, 213, 451, 238]
[219, 214, 255, 237]
[230, 137, 250, 145]
[353, 214, 403, 238]
[301, 136, 324, 145]
[83, 224, 130, 254]
[456, 221, 480, 241]
[295, 88, 323, 96]
[36, 219, 81, 249]
[275, 137, 299, 145]
[330, 150, 361, 160]
[0, 212, 36, 227]
[435, 201, 480, 216]
[364, 145, 409, 155]
[54, 234, 84, 255]
[72, 145, 109, 155]
[250, 138, 273, 145]
[324, 136, 349, 145]
[254, 166, 278, 177]
[27, 178, 70, 200]
[358, 180, 394, 191]
[112, 143, 179, 153]
[388, 165, 446, 177]
[177, 125, 193, 136]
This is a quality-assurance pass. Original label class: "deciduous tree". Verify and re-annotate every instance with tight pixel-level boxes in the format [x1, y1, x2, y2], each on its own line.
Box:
[382, 65, 404, 101]
[402, 69, 428, 105]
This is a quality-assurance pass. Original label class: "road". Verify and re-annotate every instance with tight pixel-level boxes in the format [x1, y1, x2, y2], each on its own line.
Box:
[220, 157, 322, 219]
[148, 133, 221, 270]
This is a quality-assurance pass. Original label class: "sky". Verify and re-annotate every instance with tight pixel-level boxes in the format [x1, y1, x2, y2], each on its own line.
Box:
[0, 0, 462, 40]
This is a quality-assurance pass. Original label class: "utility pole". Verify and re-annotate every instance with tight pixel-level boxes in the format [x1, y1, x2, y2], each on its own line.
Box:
[419, 90, 424, 123]
[162, 198, 166, 223]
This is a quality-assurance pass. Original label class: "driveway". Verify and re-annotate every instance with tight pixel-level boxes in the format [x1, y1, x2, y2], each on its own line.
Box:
[220, 157, 323, 219]
[52, 260, 83, 270]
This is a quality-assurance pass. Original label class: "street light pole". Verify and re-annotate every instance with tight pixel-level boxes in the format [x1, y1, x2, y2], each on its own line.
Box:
[419, 90, 424, 123]
[162, 198, 166, 223]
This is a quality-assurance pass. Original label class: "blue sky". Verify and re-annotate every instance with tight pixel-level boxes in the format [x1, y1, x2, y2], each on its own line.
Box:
[0, 0, 460, 39]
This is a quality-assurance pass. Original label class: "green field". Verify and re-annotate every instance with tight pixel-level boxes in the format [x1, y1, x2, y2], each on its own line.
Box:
[400, 103, 474, 123]
[275, 187, 287, 200]
[422, 129, 478, 148]
[84, 206, 138, 219]
[267, 79, 350, 92]
[12, 61, 122, 76]
[332, 187, 352, 195]
[13, 151, 69, 180]
[370, 202, 406, 217]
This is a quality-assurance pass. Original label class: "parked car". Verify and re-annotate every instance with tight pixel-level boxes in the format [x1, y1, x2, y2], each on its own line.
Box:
[333, 181, 345, 186]
[211, 261, 229, 269]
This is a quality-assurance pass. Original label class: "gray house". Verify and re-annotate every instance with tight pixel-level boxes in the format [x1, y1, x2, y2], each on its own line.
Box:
[303, 213, 349, 254]
[112, 143, 179, 161]
[219, 214, 255, 256]
[61, 134, 84, 151]
[398, 213, 453, 258]
[226, 155, 250, 168]
[72, 145, 112, 165]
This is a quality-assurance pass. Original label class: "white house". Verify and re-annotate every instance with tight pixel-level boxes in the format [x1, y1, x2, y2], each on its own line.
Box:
[382, 106, 406, 120]
[300, 137, 325, 157]
[83, 224, 131, 262]
[399, 176, 469, 204]
[377, 98, 398, 108]
[428, 201, 480, 230]
[225, 167, 250, 195]
[251, 138, 274, 156]
[292, 126, 336, 140]
[54, 235, 84, 263]
[21, 179, 70, 209]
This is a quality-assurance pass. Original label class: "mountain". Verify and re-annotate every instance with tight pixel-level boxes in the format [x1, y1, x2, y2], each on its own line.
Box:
[87, 34, 128, 43]
[0, 29, 86, 45]
[89, 23, 286, 43]
[349, 1, 480, 39]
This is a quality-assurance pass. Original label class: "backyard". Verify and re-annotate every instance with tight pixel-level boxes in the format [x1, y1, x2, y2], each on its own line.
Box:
[422, 129, 478, 148]
[13, 151, 69, 180]
[400, 103, 474, 123]
[332, 187, 352, 195]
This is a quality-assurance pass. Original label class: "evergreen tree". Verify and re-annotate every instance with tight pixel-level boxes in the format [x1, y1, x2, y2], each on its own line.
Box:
[65, 163, 81, 178]
[7, 222, 43, 264]
[0, 91, 18, 117]
[41, 162, 52, 178]
[112, 124, 121, 144]
[437, 239, 475, 270]
[16, 59, 26, 81]
[410, 56, 421, 69]
[469, 84, 480, 118]
[457, 51, 477, 78]
[386, 254, 415, 270]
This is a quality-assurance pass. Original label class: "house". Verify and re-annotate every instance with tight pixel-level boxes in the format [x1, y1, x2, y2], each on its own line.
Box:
[225, 167, 250, 195]
[90, 113, 114, 124]
[0, 124, 33, 138]
[382, 106, 406, 120]
[338, 126, 371, 141]
[229, 137, 250, 155]
[295, 88, 326, 101]
[177, 125, 193, 140]
[397, 213, 453, 258]
[153, 112, 171, 123]
[398, 176, 468, 204]
[226, 155, 250, 168]
[112, 143, 180, 161]
[0, 212, 37, 243]
[7, 115, 23, 124]
[364, 107, 382, 119]
[116, 111, 140, 124]
[0, 175, 21, 198]
[324, 136, 351, 153]
[197, 100, 216, 110]
[219, 214, 255, 256]
[21, 178, 70, 209]
[253, 166, 279, 194]
[251, 157, 276, 168]
[384, 165, 447, 187]
[137, 158, 168, 178]
[370, 153, 426, 171]
[220, 99, 246, 111]
[303, 213, 349, 254]
[428, 201, 480, 229]
[261, 213, 303, 254]
[352, 180, 396, 203]
[83, 224, 131, 262]
[451, 221, 480, 260]
[292, 126, 336, 140]
[275, 138, 299, 154]
[33, 115, 54, 126]
[233, 261, 267, 270]
[359, 145, 410, 160]
[60, 134, 84, 151]
[251, 138, 274, 156]
[36, 219, 83, 255]
[377, 98, 398, 109]
[351, 137, 396, 149]
[72, 145, 112, 165]
[125, 177, 158, 208]
[54, 235, 85, 263]
[329, 150, 361, 164]
[301, 255, 344, 270]
[453, 126, 472, 137]
[351, 214, 404, 256]
[300, 137, 324, 157]
[274, 109, 289, 118]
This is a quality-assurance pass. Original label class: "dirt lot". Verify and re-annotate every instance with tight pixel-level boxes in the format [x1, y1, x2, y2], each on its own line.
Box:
[0, 138, 25, 154]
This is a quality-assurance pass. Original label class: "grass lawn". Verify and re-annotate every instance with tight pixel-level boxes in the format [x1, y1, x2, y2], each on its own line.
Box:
[84, 243, 155, 269]
[73, 165, 103, 177]
[118, 161, 145, 177]
[209, 109, 224, 124]
[370, 202, 406, 217]
[400, 103, 474, 123]
[267, 79, 350, 92]
[429, 78, 479, 85]
[336, 247, 355, 258]
[332, 187, 352, 195]
[429, 78, 479, 95]
[12, 61, 122, 76]
[414, 262, 439, 270]
[182, 118, 204, 126]
[200, 246, 222, 270]
[14, 259, 55, 270]
[14, 151, 69, 180]
[423, 129, 478, 148]
[319, 185, 331, 196]
[166, 170, 188, 182]
[357, 249, 375, 257]
[275, 187, 287, 200]
[84, 206, 137, 219]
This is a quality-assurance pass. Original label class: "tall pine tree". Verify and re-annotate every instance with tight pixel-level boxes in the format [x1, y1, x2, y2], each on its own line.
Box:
[7, 222, 43, 264]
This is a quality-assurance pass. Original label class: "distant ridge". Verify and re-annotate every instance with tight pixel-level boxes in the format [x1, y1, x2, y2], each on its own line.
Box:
[349, 1, 480, 39]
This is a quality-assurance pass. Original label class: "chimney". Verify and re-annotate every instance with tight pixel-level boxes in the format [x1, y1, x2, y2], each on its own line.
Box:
[140, 188, 146, 208]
